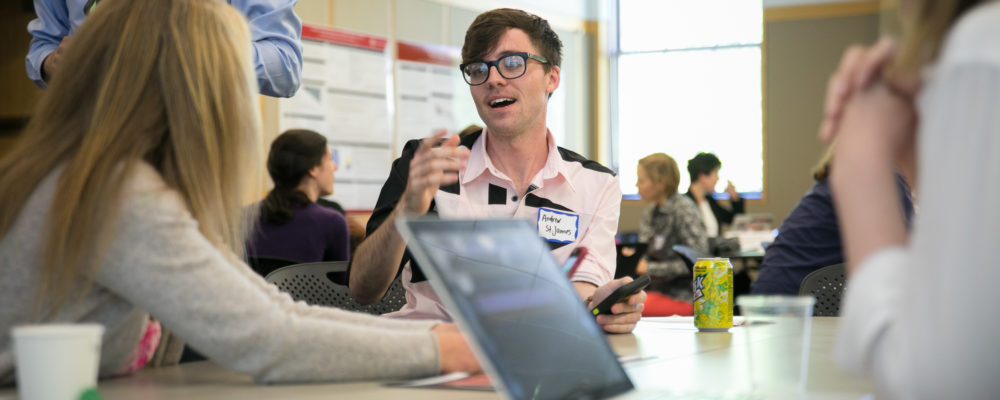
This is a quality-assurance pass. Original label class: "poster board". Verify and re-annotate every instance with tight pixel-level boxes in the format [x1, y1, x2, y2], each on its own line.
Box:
[394, 41, 462, 152]
[278, 25, 474, 212]
[279, 26, 392, 211]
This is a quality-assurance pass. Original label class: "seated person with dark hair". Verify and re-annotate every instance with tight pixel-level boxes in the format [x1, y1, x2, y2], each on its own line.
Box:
[685, 152, 744, 237]
[685, 152, 744, 255]
[751, 148, 914, 295]
[247, 129, 350, 269]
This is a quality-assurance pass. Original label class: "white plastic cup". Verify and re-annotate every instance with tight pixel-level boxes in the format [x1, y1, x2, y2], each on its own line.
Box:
[12, 324, 105, 400]
[736, 295, 815, 397]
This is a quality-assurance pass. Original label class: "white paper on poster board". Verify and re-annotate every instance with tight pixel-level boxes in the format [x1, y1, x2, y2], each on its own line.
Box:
[279, 114, 326, 136]
[300, 41, 330, 84]
[286, 84, 326, 115]
[330, 144, 393, 181]
[328, 46, 387, 95]
[396, 61, 432, 97]
[328, 182, 385, 210]
[326, 91, 391, 145]
[395, 61, 458, 152]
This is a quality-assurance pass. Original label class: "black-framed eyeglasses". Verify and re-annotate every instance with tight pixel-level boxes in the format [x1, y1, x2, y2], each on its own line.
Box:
[459, 52, 549, 86]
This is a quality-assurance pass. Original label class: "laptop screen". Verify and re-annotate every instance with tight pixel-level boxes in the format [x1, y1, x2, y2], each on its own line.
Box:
[398, 218, 633, 400]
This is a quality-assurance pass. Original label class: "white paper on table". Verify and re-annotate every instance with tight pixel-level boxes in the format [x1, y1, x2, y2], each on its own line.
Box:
[639, 316, 747, 331]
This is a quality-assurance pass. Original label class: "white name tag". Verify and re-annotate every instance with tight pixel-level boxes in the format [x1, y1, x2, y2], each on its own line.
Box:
[537, 207, 579, 243]
[652, 234, 666, 251]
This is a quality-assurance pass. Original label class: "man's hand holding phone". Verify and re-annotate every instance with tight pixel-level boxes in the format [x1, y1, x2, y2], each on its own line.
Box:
[588, 276, 647, 333]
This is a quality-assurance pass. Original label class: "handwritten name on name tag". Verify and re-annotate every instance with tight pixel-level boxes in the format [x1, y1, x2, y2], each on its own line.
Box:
[537, 208, 579, 243]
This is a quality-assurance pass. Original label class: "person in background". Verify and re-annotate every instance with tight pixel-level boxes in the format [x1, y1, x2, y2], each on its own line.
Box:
[635, 153, 709, 301]
[349, 8, 644, 333]
[750, 146, 914, 295]
[0, 0, 477, 383]
[246, 129, 349, 269]
[316, 197, 368, 256]
[26, 0, 302, 98]
[685, 153, 744, 238]
[823, 0, 1000, 397]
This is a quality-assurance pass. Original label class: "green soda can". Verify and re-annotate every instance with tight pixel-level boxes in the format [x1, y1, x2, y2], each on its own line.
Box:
[693, 257, 734, 331]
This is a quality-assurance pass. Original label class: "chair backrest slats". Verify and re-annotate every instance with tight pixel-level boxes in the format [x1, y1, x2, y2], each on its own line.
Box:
[798, 263, 846, 317]
[264, 261, 406, 315]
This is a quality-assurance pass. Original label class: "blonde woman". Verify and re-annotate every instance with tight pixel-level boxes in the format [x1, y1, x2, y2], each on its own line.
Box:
[635, 153, 709, 301]
[0, 0, 476, 383]
[827, 0, 1000, 397]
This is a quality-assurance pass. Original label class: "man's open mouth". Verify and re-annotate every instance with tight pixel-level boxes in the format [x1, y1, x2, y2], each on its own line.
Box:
[489, 98, 516, 109]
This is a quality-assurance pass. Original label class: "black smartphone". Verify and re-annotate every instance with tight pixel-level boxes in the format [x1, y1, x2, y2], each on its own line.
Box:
[591, 274, 651, 317]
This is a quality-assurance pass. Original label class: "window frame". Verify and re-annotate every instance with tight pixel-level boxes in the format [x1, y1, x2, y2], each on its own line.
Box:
[610, 0, 765, 201]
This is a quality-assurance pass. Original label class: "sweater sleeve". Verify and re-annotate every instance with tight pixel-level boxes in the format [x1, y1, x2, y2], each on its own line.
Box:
[323, 210, 350, 261]
[96, 169, 440, 383]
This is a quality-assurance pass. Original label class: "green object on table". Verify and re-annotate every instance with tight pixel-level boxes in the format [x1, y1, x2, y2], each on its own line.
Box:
[79, 387, 102, 400]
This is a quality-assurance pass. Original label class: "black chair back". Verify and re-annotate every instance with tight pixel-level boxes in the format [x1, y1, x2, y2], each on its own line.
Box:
[264, 261, 406, 315]
[798, 263, 846, 316]
[247, 256, 298, 277]
[671, 244, 703, 273]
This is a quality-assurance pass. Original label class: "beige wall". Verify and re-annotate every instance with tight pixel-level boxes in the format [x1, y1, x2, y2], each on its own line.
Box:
[0, 3, 42, 120]
[0, 3, 41, 156]
[618, 2, 880, 233]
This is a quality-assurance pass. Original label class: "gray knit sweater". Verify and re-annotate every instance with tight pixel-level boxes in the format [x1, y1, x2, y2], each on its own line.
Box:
[0, 164, 440, 384]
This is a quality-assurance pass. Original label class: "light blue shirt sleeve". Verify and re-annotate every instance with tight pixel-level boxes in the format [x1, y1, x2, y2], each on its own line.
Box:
[231, 0, 304, 98]
[25, 0, 73, 88]
[25, 0, 302, 98]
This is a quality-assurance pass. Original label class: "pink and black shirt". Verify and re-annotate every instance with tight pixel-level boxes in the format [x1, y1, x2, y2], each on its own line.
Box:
[363, 128, 622, 321]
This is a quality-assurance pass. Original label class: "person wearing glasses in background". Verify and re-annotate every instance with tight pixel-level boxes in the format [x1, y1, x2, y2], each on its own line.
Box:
[349, 8, 645, 333]
[26, 0, 302, 98]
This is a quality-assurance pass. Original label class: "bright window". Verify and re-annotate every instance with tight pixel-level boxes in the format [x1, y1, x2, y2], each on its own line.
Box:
[615, 0, 763, 199]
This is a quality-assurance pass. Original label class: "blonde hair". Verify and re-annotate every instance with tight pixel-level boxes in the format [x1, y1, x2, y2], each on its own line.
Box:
[891, 0, 985, 75]
[0, 0, 262, 312]
[638, 153, 681, 200]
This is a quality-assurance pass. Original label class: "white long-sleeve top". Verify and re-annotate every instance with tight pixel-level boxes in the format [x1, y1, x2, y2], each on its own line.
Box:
[835, 2, 1000, 398]
[0, 163, 440, 384]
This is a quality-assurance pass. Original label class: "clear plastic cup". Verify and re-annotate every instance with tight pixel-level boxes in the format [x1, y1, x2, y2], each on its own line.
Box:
[737, 295, 816, 397]
[12, 324, 104, 400]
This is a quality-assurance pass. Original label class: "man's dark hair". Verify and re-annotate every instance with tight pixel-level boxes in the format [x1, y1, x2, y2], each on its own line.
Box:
[462, 8, 563, 71]
[687, 152, 722, 182]
[261, 129, 328, 225]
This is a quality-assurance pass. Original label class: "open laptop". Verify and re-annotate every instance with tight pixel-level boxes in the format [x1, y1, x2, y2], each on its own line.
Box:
[396, 218, 642, 400]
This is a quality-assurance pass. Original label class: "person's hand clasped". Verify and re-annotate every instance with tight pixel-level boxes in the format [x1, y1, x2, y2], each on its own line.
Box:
[835, 82, 917, 165]
[589, 277, 646, 334]
[399, 130, 470, 217]
[820, 37, 900, 143]
[432, 323, 482, 374]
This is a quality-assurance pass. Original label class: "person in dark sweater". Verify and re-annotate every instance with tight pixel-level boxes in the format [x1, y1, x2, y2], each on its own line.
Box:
[751, 148, 914, 295]
[247, 129, 350, 271]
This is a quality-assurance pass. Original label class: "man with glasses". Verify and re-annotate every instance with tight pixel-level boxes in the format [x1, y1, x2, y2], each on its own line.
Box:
[350, 8, 643, 333]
